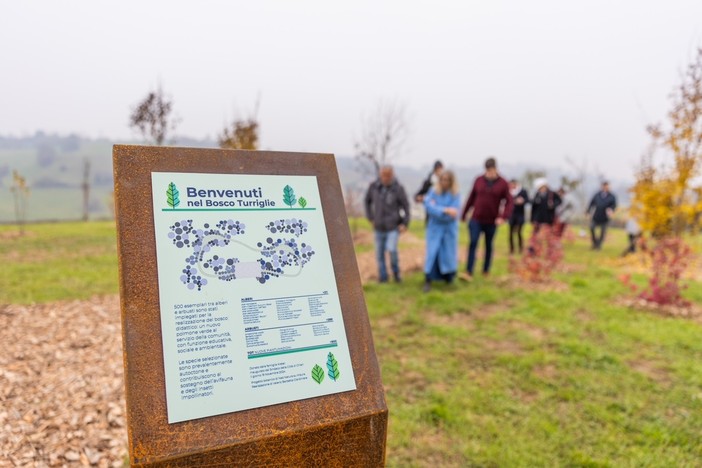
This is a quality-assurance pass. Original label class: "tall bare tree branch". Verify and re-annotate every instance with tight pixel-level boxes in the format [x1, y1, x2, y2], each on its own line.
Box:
[353, 99, 410, 176]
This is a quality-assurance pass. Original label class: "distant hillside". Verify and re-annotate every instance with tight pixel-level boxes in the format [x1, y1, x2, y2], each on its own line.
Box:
[0, 133, 217, 222]
[0, 132, 630, 223]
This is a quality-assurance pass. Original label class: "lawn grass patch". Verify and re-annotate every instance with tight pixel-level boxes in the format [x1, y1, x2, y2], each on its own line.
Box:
[367, 225, 702, 466]
[0, 221, 118, 303]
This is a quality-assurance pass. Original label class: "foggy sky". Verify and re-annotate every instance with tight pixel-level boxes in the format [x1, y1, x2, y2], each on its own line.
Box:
[2, 1, 702, 178]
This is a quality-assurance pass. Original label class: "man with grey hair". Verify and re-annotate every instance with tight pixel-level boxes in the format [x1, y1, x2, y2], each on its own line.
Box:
[364, 165, 410, 283]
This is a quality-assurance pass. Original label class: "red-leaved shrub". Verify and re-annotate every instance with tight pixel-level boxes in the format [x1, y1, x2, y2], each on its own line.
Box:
[510, 225, 564, 282]
[621, 236, 692, 306]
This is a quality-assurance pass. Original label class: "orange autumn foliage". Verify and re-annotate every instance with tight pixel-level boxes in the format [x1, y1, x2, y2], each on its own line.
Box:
[630, 48, 702, 237]
[628, 48, 702, 306]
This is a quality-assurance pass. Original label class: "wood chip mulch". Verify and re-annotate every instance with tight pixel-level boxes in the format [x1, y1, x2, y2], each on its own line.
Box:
[0, 296, 128, 467]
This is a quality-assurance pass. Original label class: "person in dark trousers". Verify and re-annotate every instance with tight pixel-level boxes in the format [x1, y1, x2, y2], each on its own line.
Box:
[586, 181, 617, 250]
[508, 179, 529, 254]
[530, 178, 562, 234]
[364, 165, 410, 283]
[414, 160, 444, 203]
[423, 170, 461, 292]
[459, 157, 513, 280]
[622, 217, 642, 257]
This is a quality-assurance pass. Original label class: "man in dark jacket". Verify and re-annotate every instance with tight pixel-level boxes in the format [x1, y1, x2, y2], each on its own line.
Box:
[586, 181, 617, 250]
[364, 165, 410, 282]
[459, 157, 513, 280]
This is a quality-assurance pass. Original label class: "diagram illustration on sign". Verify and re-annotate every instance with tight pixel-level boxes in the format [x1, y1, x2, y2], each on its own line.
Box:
[168, 217, 316, 289]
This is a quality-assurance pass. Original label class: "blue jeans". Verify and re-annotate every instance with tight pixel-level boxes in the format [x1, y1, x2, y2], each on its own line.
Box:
[467, 219, 497, 274]
[374, 229, 400, 281]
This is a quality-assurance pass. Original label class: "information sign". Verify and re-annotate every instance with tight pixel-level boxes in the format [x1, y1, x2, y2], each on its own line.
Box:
[151, 172, 356, 423]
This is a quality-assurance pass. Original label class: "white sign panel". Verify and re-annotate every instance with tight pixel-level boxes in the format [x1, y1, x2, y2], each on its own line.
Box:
[151, 172, 356, 423]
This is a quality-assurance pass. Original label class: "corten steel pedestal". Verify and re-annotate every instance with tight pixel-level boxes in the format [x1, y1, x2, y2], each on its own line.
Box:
[113, 145, 387, 466]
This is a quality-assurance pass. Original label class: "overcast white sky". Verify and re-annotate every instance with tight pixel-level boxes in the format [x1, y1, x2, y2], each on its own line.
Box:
[2, 1, 702, 177]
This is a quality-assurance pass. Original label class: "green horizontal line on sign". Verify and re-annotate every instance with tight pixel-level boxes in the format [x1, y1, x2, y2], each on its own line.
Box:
[247, 343, 338, 359]
[161, 208, 317, 212]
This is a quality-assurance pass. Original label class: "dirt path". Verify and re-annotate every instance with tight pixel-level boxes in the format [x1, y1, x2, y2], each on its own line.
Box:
[354, 230, 427, 283]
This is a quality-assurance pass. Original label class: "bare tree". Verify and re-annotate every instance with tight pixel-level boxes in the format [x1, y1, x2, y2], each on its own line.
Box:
[10, 170, 30, 235]
[129, 84, 178, 145]
[219, 99, 261, 150]
[564, 156, 589, 213]
[343, 185, 365, 239]
[107, 191, 116, 220]
[82, 158, 91, 221]
[353, 99, 410, 176]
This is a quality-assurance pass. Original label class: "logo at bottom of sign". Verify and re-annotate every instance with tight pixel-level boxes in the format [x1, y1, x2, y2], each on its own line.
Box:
[311, 352, 341, 384]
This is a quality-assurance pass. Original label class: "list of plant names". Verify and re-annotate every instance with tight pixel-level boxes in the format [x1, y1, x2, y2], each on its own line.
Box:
[151, 172, 356, 423]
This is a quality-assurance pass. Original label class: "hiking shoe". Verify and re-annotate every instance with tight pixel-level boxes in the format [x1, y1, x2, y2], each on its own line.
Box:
[458, 272, 473, 282]
[422, 282, 431, 293]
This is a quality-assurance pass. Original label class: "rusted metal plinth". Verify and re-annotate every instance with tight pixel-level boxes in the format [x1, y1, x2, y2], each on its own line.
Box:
[113, 145, 387, 467]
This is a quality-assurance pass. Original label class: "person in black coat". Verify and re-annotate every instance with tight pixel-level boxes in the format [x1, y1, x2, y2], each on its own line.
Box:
[586, 181, 617, 250]
[531, 178, 561, 234]
[414, 160, 444, 203]
[508, 179, 529, 254]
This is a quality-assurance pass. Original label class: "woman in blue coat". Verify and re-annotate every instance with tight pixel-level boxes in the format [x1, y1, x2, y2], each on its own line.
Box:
[423, 170, 461, 292]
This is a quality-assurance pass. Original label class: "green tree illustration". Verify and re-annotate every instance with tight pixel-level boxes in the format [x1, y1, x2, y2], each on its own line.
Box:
[166, 182, 180, 209]
[283, 185, 297, 208]
[311, 364, 325, 384]
[327, 352, 340, 381]
[298, 197, 308, 208]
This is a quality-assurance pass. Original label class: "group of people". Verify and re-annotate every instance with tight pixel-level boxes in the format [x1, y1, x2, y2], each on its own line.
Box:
[364, 158, 617, 292]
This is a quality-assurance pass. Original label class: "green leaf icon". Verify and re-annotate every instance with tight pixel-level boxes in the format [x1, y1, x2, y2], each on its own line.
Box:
[298, 197, 307, 208]
[283, 185, 297, 208]
[312, 364, 325, 384]
[166, 182, 180, 209]
[327, 352, 340, 382]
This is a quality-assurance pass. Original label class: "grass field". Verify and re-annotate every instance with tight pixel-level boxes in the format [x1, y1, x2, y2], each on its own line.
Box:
[2, 220, 702, 466]
[368, 236, 702, 466]
[0, 221, 117, 303]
